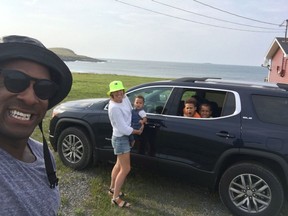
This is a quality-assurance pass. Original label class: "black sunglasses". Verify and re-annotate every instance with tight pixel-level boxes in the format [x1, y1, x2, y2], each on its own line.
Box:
[0, 69, 58, 100]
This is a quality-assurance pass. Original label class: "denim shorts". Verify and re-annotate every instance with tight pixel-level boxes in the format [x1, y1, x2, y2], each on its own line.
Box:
[111, 135, 131, 155]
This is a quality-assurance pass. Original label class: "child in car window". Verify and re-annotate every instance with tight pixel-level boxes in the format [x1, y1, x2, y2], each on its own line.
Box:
[199, 103, 213, 118]
[183, 98, 200, 118]
[129, 95, 147, 146]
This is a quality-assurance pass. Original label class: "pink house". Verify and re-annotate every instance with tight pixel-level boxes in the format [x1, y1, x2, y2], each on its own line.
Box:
[264, 37, 288, 83]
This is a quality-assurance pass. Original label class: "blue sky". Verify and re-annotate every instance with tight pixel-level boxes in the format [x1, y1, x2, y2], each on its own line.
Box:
[0, 0, 287, 66]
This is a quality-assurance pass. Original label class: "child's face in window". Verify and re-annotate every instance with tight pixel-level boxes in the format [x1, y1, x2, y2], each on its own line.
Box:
[200, 105, 212, 118]
[183, 103, 197, 117]
[134, 98, 144, 109]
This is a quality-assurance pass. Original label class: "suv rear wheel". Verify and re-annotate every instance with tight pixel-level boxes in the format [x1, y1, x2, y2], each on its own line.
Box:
[57, 127, 92, 170]
[219, 162, 284, 216]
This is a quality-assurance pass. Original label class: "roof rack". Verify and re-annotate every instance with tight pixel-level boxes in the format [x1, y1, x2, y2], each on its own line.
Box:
[173, 78, 288, 91]
[277, 83, 288, 91]
[173, 77, 221, 83]
[205, 79, 280, 88]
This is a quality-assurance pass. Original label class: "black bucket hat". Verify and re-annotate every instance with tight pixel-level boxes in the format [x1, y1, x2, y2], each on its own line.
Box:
[0, 35, 72, 109]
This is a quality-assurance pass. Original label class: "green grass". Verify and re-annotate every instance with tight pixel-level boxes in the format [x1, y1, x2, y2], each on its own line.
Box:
[68, 73, 164, 99]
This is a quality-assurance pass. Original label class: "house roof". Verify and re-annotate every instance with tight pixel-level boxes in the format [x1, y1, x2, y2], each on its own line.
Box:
[265, 37, 288, 60]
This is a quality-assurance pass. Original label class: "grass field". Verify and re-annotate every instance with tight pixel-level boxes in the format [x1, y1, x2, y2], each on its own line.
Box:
[31, 73, 287, 216]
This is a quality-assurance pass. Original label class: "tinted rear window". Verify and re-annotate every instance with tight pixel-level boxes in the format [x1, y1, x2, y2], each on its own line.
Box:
[252, 95, 288, 126]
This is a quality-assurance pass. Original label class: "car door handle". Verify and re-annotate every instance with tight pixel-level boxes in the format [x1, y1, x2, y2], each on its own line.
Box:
[147, 123, 161, 128]
[216, 131, 235, 139]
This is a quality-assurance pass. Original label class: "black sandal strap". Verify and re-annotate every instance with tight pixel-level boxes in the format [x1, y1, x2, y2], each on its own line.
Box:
[108, 188, 125, 197]
[120, 201, 127, 207]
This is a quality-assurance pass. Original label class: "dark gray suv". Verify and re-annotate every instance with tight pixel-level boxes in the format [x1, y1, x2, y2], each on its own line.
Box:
[49, 77, 288, 216]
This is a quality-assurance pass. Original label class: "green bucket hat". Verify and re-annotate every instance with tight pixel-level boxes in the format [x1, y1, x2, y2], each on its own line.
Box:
[107, 80, 125, 95]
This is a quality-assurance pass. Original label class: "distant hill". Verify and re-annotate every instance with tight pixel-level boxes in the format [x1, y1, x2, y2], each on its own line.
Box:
[49, 48, 106, 62]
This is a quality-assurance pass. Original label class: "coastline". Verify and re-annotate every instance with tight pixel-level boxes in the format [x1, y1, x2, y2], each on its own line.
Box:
[65, 59, 268, 82]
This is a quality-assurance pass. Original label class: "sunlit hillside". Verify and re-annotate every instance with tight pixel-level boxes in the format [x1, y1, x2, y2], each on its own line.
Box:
[49, 47, 105, 62]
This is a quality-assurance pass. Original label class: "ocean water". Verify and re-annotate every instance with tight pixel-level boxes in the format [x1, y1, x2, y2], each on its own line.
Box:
[65, 59, 268, 82]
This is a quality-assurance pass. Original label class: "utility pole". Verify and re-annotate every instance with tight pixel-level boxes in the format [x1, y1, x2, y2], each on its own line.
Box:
[285, 19, 288, 41]
[280, 19, 288, 42]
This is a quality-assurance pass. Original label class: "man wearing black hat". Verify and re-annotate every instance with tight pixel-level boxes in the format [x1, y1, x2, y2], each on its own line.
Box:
[0, 35, 72, 215]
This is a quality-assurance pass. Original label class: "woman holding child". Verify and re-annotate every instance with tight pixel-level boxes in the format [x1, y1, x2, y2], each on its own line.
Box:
[107, 80, 143, 208]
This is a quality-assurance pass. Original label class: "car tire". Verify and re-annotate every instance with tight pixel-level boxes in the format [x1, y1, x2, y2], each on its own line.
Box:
[57, 127, 92, 170]
[219, 162, 284, 216]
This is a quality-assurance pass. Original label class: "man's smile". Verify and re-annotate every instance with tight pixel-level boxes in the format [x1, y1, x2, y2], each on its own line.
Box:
[9, 110, 31, 121]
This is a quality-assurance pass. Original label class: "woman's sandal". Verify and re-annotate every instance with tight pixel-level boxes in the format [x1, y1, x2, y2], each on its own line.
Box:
[108, 188, 125, 197]
[111, 196, 131, 208]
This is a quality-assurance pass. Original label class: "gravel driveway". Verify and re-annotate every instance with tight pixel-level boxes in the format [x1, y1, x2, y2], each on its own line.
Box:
[56, 165, 288, 216]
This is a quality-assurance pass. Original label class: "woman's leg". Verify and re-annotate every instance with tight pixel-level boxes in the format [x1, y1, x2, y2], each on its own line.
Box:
[113, 152, 131, 199]
[110, 159, 120, 190]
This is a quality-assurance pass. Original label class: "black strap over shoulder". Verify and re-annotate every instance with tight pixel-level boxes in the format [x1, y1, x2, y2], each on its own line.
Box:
[38, 122, 59, 188]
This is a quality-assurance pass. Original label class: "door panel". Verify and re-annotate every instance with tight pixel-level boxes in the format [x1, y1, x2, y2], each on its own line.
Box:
[155, 115, 241, 172]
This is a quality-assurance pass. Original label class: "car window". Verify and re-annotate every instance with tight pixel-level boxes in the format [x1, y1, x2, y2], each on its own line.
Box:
[220, 92, 236, 116]
[252, 95, 288, 126]
[175, 88, 236, 118]
[127, 87, 173, 114]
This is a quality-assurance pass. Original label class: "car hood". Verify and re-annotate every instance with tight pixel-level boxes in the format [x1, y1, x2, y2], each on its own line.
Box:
[54, 98, 109, 110]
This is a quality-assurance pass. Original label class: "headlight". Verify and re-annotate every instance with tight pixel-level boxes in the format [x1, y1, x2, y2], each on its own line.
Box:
[51, 106, 66, 118]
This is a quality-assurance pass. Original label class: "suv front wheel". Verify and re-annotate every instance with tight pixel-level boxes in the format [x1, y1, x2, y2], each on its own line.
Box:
[57, 127, 92, 170]
[219, 162, 284, 216]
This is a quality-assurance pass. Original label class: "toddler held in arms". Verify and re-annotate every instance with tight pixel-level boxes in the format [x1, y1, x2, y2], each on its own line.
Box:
[129, 95, 147, 147]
